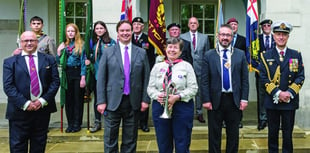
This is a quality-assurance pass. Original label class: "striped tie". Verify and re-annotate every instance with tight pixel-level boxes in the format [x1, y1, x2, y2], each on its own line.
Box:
[29, 54, 40, 97]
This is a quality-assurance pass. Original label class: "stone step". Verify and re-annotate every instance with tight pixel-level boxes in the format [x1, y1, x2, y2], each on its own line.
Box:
[0, 126, 305, 144]
[0, 127, 309, 153]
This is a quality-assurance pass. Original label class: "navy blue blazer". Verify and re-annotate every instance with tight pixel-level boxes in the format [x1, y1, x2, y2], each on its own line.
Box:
[260, 48, 304, 110]
[200, 48, 249, 110]
[3, 52, 60, 120]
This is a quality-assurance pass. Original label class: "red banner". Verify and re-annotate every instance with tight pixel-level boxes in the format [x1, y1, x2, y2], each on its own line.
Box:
[148, 0, 166, 56]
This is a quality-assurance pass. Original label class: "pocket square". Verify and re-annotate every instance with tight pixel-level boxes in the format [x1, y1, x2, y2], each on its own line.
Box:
[45, 66, 50, 69]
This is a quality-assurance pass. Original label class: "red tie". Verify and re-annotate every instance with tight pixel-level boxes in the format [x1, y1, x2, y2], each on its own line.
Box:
[135, 35, 139, 43]
[29, 54, 40, 97]
[280, 50, 284, 57]
[192, 33, 196, 51]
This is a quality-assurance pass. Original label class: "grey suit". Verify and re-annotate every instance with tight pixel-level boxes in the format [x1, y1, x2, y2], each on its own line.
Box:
[200, 47, 249, 153]
[180, 32, 210, 115]
[97, 43, 150, 152]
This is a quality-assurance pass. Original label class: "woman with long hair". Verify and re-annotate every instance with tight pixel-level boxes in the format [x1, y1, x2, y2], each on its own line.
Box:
[57, 23, 86, 133]
[85, 21, 116, 133]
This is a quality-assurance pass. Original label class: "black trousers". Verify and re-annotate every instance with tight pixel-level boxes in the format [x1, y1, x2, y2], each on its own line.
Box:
[208, 93, 242, 153]
[65, 67, 85, 129]
[267, 109, 295, 153]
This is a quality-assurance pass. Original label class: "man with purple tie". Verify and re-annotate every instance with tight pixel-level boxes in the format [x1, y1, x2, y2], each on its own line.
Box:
[96, 20, 150, 153]
[3, 31, 60, 153]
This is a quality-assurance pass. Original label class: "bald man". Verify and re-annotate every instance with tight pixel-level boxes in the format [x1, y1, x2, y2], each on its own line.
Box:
[3, 31, 60, 153]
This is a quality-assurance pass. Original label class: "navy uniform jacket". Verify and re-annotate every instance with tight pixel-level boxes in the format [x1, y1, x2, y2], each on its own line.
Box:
[260, 48, 304, 110]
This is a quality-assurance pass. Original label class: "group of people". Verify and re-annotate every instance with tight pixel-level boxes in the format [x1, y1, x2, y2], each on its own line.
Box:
[2, 15, 304, 153]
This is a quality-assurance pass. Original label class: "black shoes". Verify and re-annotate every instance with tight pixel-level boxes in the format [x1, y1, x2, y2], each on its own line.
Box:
[140, 125, 150, 132]
[89, 122, 101, 133]
[197, 114, 206, 123]
[65, 126, 81, 133]
[257, 121, 267, 131]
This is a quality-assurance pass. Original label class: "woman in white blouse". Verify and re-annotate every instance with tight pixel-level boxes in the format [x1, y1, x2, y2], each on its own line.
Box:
[147, 37, 198, 153]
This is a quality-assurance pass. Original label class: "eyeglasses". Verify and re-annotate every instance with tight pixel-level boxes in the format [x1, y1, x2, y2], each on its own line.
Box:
[218, 33, 232, 38]
[21, 39, 37, 43]
[263, 24, 271, 27]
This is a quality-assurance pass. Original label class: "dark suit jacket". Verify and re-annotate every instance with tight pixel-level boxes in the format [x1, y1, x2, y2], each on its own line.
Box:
[258, 34, 275, 53]
[234, 34, 246, 52]
[3, 52, 60, 120]
[132, 33, 156, 69]
[96, 43, 150, 111]
[260, 48, 304, 110]
[200, 48, 249, 110]
[180, 32, 210, 77]
[180, 38, 193, 65]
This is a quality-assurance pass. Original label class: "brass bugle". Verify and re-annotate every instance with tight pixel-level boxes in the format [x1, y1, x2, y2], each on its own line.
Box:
[160, 82, 176, 119]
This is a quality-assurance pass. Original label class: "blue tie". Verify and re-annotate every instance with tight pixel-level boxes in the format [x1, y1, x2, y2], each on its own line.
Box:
[222, 49, 230, 90]
[265, 35, 270, 50]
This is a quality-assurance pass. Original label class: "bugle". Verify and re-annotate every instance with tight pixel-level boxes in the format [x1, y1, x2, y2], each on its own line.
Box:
[160, 82, 176, 119]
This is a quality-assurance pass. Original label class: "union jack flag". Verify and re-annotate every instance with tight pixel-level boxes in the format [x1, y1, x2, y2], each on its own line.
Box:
[120, 0, 132, 22]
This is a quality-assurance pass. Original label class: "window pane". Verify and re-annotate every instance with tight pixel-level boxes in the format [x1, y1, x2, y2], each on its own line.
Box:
[193, 5, 203, 18]
[198, 19, 203, 33]
[181, 4, 191, 19]
[66, 3, 74, 16]
[66, 18, 74, 24]
[205, 5, 215, 19]
[181, 19, 188, 33]
[205, 20, 214, 34]
[76, 18, 86, 33]
[76, 2, 86, 16]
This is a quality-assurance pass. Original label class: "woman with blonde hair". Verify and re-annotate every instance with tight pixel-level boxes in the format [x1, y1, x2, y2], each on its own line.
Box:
[57, 23, 86, 133]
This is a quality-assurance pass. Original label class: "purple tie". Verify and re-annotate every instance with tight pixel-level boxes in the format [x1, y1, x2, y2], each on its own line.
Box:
[123, 46, 130, 95]
[192, 33, 196, 51]
[29, 54, 40, 97]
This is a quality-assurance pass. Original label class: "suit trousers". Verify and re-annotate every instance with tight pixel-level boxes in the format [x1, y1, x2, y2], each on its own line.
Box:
[152, 99, 194, 153]
[195, 76, 203, 114]
[9, 113, 51, 153]
[267, 109, 295, 153]
[208, 93, 242, 153]
[104, 95, 139, 153]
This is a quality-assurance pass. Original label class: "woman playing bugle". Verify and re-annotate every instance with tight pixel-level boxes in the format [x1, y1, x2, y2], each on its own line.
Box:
[147, 37, 198, 153]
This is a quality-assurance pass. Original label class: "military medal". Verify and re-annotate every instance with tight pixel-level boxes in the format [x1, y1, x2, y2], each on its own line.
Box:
[289, 58, 298, 72]
[279, 56, 284, 62]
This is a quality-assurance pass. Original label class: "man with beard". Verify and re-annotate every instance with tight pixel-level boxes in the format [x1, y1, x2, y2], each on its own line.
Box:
[200, 24, 249, 153]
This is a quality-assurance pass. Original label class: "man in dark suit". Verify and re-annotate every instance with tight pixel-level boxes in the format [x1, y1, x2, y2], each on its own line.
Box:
[200, 24, 249, 153]
[167, 23, 193, 65]
[227, 17, 247, 128]
[180, 16, 210, 123]
[131, 17, 155, 132]
[96, 20, 150, 152]
[260, 21, 304, 153]
[256, 19, 275, 130]
[3, 31, 60, 153]
[227, 17, 246, 52]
